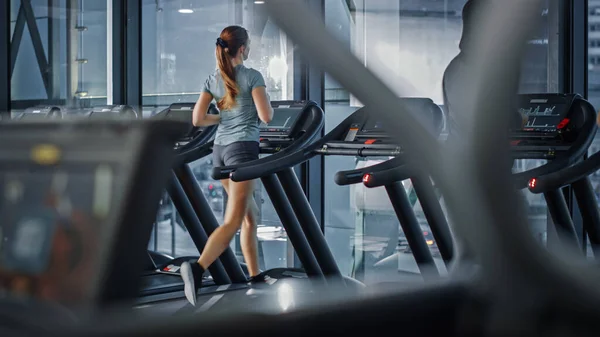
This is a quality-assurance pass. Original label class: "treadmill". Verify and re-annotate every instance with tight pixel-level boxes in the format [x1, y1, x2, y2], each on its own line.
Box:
[509, 94, 596, 249]
[137, 101, 326, 306]
[86, 105, 139, 119]
[362, 94, 597, 259]
[527, 134, 600, 257]
[331, 98, 452, 281]
[496, 93, 598, 251]
[128, 100, 340, 315]
[14, 105, 63, 120]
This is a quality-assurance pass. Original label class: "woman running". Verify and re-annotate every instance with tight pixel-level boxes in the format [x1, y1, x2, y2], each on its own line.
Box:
[180, 25, 273, 306]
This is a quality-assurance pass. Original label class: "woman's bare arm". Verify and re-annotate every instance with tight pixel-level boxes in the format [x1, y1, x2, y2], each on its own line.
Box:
[193, 92, 221, 127]
[251, 86, 273, 124]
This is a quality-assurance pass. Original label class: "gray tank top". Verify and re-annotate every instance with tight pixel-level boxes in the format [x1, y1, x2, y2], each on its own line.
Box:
[202, 64, 266, 146]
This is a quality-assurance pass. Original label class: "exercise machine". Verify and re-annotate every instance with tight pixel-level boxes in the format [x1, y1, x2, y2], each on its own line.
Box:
[332, 98, 451, 282]
[87, 105, 139, 119]
[512, 94, 596, 250]
[15, 105, 63, 120]
[135, 101, 332, 312]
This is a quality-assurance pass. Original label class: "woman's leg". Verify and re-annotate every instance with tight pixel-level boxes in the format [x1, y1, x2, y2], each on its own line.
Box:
[220, 179, 260, 277]
[197, 179, 254, 270]
[182, 180, 253, 306]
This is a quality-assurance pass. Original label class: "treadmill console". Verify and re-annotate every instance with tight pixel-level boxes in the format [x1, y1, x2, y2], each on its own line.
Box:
[18, 106, 62, 120]
[89, 105, 138, 119]
[510, 94, 581, 159]
[259, 100, 311, 152]
[259, 101, 305, 137]
[514, 94, 574, 134]
[322, 97, 444, 157]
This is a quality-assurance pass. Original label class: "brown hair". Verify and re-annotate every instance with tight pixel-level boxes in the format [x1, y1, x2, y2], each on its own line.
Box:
[216, 26, 249, 111]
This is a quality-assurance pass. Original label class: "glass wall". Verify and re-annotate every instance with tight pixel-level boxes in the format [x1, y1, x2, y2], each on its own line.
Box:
[141, 0, 294, 111]
[143, 0, 295, 271]
[323, 0, 558, 285]
[588, 1, 600, 255]
[10, 0, 108, 114]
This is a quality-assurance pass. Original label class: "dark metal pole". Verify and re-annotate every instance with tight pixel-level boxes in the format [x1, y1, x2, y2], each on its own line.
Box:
[171, 201, 176, 257]
[174, 165, 248, 283]
[125, 0, 141, 109]
[411, 175, 454, 264]
[572, 177, 600, 257]
[385, 182, 439, 280]
[112, 0, 124, 104]
[66, 0, 78, 108]
[153, 220, 158, 252]
[544, 189, 581, 251]
[48, 0, 61, 100]
[277, 167, 342, 279]
[0, 0, 9, 118]
[261, 174, 324, 280]
[166, 172, 230, 285]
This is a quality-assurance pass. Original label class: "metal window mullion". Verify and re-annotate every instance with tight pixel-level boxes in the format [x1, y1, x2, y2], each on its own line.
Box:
[125, 0, 141, 109]
[0, 0, 9, 118]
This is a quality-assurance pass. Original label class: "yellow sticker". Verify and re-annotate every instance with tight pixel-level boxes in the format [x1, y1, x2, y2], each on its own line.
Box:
[31, 144, 61, 165]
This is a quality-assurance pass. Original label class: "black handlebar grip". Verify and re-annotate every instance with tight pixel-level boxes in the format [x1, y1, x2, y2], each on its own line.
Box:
[529, 151, 600, 193]
[363, 164, 414, 188]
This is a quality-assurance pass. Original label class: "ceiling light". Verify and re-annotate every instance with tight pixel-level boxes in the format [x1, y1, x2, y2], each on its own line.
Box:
[178, 8, 194, 14]
[254, 1, 265, 4]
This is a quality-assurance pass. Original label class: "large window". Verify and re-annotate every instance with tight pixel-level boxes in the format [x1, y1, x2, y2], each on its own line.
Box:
[323, 0, 558, 285]
[10, 0, 109, 114]
[143, 0, 295, 271]
[141, 0, 293, 109]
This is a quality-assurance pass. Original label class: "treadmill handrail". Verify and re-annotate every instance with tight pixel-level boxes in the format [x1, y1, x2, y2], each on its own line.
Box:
[528, 150, 600, 193]
[176, 140, 215, 165]
[512, 97, 598, 189]
[333, 156, 407, 186]
[212, 101, 324, 181]
[175, 126, 217, 155]
[174, 105, 219, 153]
[363, 164, 414, 188]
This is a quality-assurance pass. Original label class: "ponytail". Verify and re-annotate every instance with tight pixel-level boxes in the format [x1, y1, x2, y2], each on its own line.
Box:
[216, 43, 238, 111]
[215, 26, 249, 111]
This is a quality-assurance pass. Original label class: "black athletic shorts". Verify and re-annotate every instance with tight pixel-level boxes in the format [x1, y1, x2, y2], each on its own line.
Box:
[212, 141, 260, 168]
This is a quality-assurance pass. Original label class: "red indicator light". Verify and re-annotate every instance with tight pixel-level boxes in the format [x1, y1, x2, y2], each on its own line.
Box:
[363, 174, 372, 183]
[557, 118, 570, 129]
[528, 178, 537, 189]
[209, 184, 214, 190]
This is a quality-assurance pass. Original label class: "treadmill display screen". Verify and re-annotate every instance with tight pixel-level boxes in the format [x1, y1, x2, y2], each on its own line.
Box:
[516, 97, 572, 132]
[0, 166, 116, 306]
[260, 107, 302, 131]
